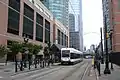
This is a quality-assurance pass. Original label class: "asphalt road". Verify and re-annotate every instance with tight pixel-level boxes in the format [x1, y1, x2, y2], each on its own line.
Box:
[0, 59, 92, 80]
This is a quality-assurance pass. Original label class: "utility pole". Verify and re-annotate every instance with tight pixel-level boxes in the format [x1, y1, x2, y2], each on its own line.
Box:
[104, 15, 111, 74]
[100, 27, 104, 64]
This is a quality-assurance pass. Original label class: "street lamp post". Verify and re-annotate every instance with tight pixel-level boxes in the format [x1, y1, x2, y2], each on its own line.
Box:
[109, 30, 114, 70]
[104, 16, 111, 74]
[23, 35, 29, 68]
[100, 27, 104, 64]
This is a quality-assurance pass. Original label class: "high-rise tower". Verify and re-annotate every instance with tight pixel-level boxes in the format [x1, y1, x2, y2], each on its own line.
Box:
[40, 0, 69, 27]
[69, 0, 83, 51]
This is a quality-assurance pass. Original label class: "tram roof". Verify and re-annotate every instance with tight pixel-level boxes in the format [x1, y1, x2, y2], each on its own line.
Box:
[61, 48, 83, 54]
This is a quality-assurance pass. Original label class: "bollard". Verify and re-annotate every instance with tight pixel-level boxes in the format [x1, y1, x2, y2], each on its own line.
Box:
[15, 60, 18, 72]
[28, 60, 31, 70]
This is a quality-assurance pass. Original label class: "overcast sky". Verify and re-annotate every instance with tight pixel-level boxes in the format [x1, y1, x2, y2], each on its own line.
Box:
[82, 0, 103, 49]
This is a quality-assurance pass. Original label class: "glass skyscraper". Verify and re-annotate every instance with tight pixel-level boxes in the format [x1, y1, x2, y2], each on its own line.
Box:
[69, 14, 75, 32]
[69, 0, 83, 51]
[40, 0, 69, 27]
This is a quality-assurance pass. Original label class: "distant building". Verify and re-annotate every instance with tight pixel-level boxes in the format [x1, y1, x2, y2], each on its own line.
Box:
[102, 0, 120, 65]
[0, 0, 69, 61]
[69, 0, 83, 51]
[84, 46, 86, 51]
[69, 32, 80, 50]
[40, 0, 69, 27]
[86, 49, 90, 54]
[40, 0, 49, 9]
[69, 14, 75, 32]
[53, 19, 69, 47]
[90, 44, 95, 54]
[90, 44, 95, 51]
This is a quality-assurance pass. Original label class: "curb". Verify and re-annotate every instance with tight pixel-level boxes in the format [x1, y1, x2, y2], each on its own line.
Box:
[10, 64, 59, 76]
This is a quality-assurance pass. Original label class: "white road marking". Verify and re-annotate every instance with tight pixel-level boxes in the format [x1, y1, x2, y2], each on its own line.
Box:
[0, 76, 3, 78]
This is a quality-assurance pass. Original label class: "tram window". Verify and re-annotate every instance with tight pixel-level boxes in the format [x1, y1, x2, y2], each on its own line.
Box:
[70, 53, 74, 59]
[62, 50, 70, 54]
[62, 50, 70, 57]
[62, 53, 69, 57]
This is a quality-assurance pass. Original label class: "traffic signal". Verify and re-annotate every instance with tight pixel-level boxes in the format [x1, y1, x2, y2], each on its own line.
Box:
[106, 33, 109, 39]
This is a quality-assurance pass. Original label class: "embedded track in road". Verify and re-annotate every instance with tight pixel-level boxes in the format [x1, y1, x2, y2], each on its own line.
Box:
[60, 62, 86, 80]
[31, 62, 85, 80]
[11, 66, 63, 80]
[80, 63, 91, 80]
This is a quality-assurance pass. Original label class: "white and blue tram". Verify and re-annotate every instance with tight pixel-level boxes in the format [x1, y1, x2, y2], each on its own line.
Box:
[61, 48, 83, 64]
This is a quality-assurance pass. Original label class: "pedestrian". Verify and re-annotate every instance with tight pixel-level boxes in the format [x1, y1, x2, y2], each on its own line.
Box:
[16, 52, 23, 71]
[96, 55, 101, 76]
[47, 58, 50, 67]
[94, 56, 97, 69]
[96, 59, 101, 76]
[92, 56, 94, 67]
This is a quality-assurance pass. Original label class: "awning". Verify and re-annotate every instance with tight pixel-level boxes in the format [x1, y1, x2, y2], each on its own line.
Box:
[51, 44, 66, 51]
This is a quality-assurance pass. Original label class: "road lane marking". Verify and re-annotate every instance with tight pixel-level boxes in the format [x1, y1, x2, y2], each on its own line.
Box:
[0, 76, 3, 78]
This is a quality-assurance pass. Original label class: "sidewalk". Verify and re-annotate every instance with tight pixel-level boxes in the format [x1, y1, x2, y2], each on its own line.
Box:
[86, 61, 120, 80]
[96, 63, 120, 80]
[0, 62, 60, 75]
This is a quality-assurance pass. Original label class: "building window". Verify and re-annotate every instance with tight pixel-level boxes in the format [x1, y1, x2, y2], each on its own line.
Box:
[65, 35, 66, 46]
[60, 32, 62, 45]
[36, 24, 43, 42]
[24, 3, 34, 20]
[36, 13, 43, 26]
[9, 0, 20, 12]
[36, 13, 43, 42]
[58, 29, 60, 44]
[7, 0, 20, 35]
[63, 34, 66, 46]
[66, 36, 68, 47]
[61, 32, 63, 45]
[23, 4, 34, 39]
[23, 17, 33, 39]
[45, 20, 50, 43]
[7, 8, 20, 35]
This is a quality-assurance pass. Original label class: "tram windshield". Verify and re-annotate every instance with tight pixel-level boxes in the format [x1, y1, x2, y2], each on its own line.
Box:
[62, 50, 70, 57]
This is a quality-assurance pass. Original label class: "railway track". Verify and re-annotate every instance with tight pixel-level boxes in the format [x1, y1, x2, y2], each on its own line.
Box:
[11, 61, 90, 80]
[11, 66, 63, 80]
[80, 63, 91, 80]
[32, 62, 85, 80]
[61, 62, 85, 80]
